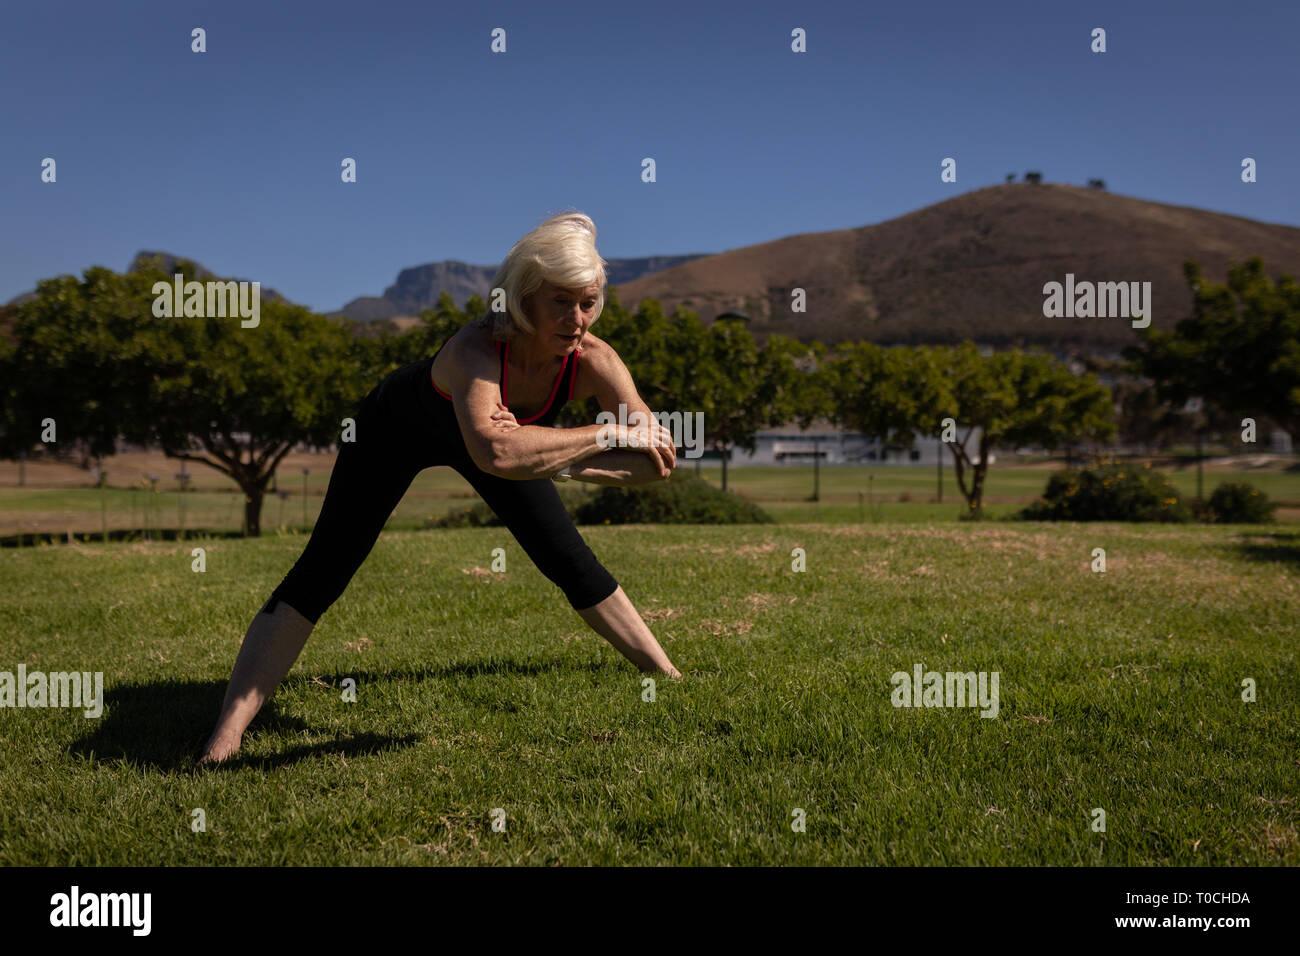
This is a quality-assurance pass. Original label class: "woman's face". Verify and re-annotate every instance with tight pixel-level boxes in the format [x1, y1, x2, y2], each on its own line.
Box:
[524, 279, 600, 354]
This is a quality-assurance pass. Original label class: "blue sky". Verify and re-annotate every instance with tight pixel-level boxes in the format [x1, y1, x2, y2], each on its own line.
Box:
[1, 0, 1296, 312]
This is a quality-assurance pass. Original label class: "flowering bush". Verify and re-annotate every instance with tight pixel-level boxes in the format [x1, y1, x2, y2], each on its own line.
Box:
[1202, 481, 1276, 524]
[1019, 459, 1191, 522]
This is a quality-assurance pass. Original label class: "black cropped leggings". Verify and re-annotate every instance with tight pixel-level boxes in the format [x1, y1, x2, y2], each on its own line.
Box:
[260, 366, 619, 625]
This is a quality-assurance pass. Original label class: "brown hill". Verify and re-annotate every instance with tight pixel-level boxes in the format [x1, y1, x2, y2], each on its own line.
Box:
[612, 184, 1300, 351]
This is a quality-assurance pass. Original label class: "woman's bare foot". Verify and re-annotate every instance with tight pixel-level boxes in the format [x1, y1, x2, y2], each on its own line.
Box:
[199, 731, 242, 765]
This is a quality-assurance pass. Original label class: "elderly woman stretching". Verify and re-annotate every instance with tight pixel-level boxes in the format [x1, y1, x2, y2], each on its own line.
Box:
[201, 212, 681, 764]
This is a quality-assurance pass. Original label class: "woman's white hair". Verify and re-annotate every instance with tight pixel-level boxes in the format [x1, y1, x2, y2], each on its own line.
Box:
[479, 211, 607, 341]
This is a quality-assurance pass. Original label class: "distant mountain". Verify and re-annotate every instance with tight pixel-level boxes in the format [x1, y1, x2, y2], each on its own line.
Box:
[334, 261, 494, 321]
[4, 251, 705, 318]
[9, 187, 1299, 355]
[332, 254, 709, 321]
[4, 251, 292, 307]
[613, 184, 1300, 350]
[126, 251, 293, 304]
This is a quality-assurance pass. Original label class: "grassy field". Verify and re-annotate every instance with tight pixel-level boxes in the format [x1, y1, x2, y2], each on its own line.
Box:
[0, 516, 1296, 865]
[3, 457, 1299, 541]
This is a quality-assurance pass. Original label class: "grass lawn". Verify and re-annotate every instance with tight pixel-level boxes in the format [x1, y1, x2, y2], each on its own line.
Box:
[3, 462, 1298, 540]
[0, 518, 1295, 865]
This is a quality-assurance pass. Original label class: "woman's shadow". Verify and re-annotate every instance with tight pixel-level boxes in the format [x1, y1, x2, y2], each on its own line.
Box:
[67, 657, 607, 772]
[1225, 529, 1300, 568]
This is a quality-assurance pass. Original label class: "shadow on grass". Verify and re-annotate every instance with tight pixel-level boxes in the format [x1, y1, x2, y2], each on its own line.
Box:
[210, 732, 422, 773]
[67, 656, 612, 772]
[68, 676, 419, 773]
[289, 656, 613, 686]
[1224, 530, 1300, 568]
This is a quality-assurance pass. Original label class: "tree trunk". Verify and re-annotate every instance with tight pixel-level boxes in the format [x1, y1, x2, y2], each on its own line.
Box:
[167, 438, 294, 538]
[721, 445, 729, 492]
[812, 439, 820, 501]
[244, 490, 264, 537]
[969, 433, 990, 517]
[970, 465, 987, 517]
[950, 443, 970, 505]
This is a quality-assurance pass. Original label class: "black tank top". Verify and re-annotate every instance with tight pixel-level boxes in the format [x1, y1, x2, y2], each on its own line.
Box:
[426, 339, 580, 429]
[369, 338, 581, 470]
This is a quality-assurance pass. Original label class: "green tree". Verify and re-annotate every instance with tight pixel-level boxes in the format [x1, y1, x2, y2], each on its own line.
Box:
[0, 268, 166, 468]
[588, 296, 816, 490]
[939, 346, 1114, 515]
[828, 342, 1114, 515]
[1124, 257, 1300, 442]
[1, 264, 367, 536]
[0, 325, 21, 474]
[824, 340, 939, 444]
[658, 308, 793, 491]
[412, 291, 480, 356]
[141, 298, 366, 536]
[941, 343, 1112, 512]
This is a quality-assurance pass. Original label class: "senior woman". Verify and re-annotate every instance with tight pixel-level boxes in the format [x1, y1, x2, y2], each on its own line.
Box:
[201, 212, 680, 764]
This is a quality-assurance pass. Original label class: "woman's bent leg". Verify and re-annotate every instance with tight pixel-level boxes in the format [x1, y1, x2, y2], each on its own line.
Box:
[456, 470, 618, 609]
[202, 415, 421, 763]
[455, 469, 679, 675]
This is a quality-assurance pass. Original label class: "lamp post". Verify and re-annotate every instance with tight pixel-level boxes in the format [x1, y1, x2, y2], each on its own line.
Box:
[812, 437, 820, 502]
[99, 467, 108, 543]
[174, 466, 191, 540]
[1181, 396, 1205, 503]
[146, 474, 159, 540]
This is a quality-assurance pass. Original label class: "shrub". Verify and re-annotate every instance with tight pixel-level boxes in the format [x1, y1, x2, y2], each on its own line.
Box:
[1019, 460, 1191, 522]
[1202, 481, 1276, 524]
[426, 500, 500, 528]
[426, 486, 596, 529]
[574, 473, 773, 525]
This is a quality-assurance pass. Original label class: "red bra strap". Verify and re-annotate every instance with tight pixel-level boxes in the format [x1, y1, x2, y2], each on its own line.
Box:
[568, 347, 581, 401]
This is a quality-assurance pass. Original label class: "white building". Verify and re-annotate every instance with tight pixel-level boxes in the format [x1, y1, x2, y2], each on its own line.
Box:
[705, 421, 993, 467]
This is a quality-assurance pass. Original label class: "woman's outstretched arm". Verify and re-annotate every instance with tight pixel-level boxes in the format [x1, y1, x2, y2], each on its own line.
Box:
[564, 447, 672, 486]
[484, 402, 675, 482]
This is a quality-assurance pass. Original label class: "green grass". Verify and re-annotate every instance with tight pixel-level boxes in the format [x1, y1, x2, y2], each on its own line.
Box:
[0, 519, 1296, 865]
[4, 463, 1298, 541]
